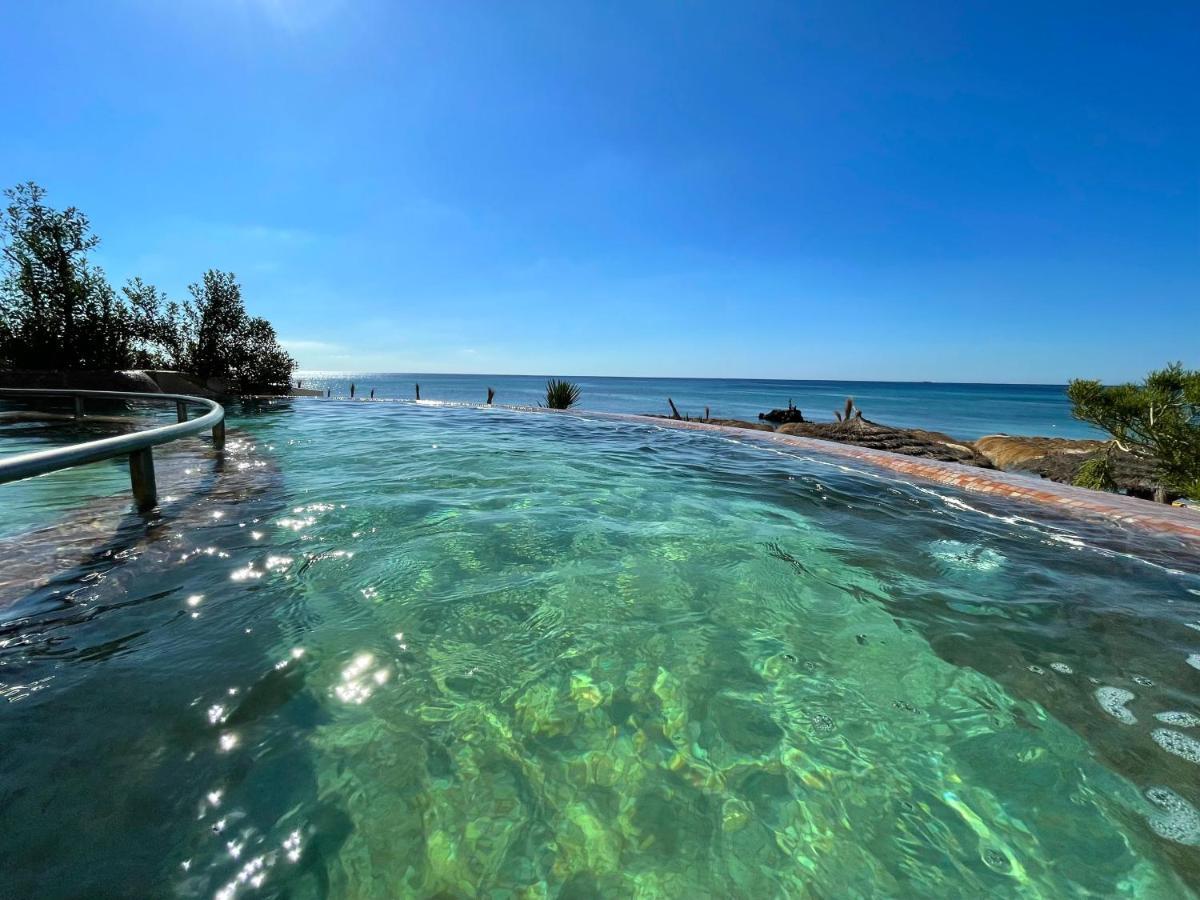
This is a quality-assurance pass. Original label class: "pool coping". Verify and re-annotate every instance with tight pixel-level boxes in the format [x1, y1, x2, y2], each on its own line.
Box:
[561, 409, 1200, 544]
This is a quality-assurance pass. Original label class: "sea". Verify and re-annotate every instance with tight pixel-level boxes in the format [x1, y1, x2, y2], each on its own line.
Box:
[294, 373, 1102, 441]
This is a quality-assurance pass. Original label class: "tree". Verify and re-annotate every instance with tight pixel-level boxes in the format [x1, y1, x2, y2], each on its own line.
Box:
[124, 271, 295, 390]
[184, 269, 296, 392]
[0, 182, 133, 369]
[238, 316, 297, 392]
[187, 270, 249, 380]
[1, 182, 296, 393]
[1068, 363, 1200, 501]
[123, 276, 189, 369]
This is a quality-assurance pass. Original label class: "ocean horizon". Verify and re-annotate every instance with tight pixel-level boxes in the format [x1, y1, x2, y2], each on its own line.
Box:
[294, 372, 1103, 441]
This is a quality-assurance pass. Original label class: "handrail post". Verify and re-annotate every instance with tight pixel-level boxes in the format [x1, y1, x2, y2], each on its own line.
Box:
[129, 448, 157, 511]
[176, 401, 188, 423]
[212, 418, 225, 449]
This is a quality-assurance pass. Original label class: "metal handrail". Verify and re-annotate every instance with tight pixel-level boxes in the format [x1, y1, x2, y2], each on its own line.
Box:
[0, 388, 226, 511]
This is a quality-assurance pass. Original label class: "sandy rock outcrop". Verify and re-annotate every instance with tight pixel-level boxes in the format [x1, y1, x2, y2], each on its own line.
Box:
[974, 435, 1104, 469]
[975, 435, 1164, 500]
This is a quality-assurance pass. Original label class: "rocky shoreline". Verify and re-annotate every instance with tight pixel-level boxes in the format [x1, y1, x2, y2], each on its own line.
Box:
[652, 399, 1181, 506]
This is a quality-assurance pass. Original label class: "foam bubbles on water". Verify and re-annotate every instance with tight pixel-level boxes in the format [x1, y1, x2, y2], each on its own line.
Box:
[1186, 653, 1200, 671]
[1050, 663, 1074, 674]
[1155, 711, 1200, 728]
[1145, 787, 1200, 845]
[1152, 729, 1200, 764]
[1095, 687, 1137, 725]
[927, 540, 1005, 573]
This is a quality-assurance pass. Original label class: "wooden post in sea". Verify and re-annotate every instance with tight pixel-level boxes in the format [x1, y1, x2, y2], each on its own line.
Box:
[667, 398, 682, 420]
[326, 389, 330, 398]
[704, 406, 710, 421]
[415, 383, 421, 400]
[370, 388, 375, 399]
[486, 387, 495, 405]
[350, 382, 356, 399]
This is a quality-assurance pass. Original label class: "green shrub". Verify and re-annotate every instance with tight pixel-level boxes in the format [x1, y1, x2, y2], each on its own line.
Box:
[1068, 363, 1200, 501]
[544, 378, 581, 409]
[1072, 454, 1118, 493]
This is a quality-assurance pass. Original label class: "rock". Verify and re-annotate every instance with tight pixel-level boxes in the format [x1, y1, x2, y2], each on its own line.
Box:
[777, 418, 994, 467]
[142, 370, 223, 397]
[974, 435, 1105, 469]
[721, 798, 753, 833]
[758, 401, 805, 425]
[975, 435, 1165, 501]
[1021, 448, 1163, 501]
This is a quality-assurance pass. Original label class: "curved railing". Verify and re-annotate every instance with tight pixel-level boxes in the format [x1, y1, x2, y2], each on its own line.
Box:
[0, 388, 226, 512]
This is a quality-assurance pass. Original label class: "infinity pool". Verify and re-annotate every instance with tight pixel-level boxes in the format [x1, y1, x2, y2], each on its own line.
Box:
[2, 400, 1199, 897]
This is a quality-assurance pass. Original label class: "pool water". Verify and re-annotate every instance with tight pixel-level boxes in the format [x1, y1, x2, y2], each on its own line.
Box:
[2, 400, 1199, 897]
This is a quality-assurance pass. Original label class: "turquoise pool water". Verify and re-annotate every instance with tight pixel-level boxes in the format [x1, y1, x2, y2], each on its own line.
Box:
[0, 399, 179, 537]
[1, 400, 1199, 897]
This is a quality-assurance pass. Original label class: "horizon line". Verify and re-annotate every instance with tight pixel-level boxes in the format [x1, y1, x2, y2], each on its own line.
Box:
[292, 370, 1074, 388]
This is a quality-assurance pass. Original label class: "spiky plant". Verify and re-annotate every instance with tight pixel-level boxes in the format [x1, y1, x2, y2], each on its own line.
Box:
[835, 397, 859, 424]
[1073, 451, 1119, 493]
[544, 378, 581, 409]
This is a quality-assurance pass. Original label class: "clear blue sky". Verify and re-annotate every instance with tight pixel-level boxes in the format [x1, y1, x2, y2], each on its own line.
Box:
[2, 1, 1196, 382]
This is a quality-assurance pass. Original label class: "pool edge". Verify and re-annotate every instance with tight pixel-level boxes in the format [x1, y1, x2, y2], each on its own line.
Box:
[569, 410, 1200, 544]
[279, 398, 1200, 544]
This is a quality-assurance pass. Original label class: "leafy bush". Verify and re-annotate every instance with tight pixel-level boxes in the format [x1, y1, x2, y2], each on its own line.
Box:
[544, 378, 581, 409]
[1068, 363, 1200, 500]
[1072, 453, 1118, 493]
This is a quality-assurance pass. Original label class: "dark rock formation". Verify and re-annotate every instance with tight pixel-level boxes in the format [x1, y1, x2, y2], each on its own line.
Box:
[758, 401, 804, 425]
[777, 418, 994, 467]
